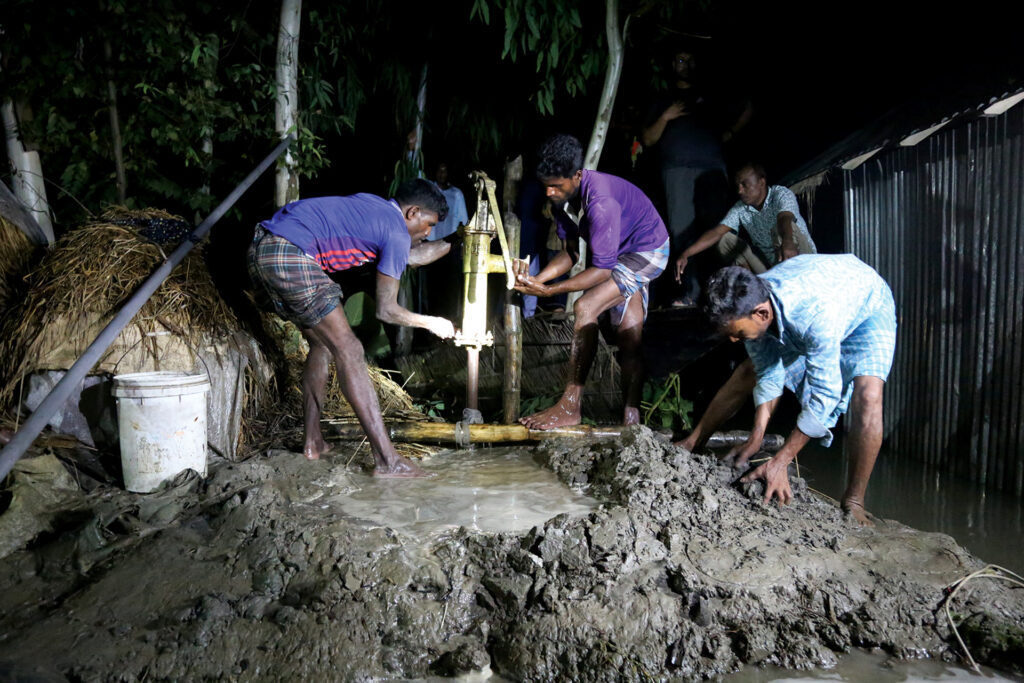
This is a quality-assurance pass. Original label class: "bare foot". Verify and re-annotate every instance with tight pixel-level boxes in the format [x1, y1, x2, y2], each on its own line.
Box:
[519, 399, 581, 430]
[0, 428, 13, 445]
[623, 406, 640, 426]
[374, 457, 430, 478]
[302, 435, 334, 461]
[842, 499, 875, 527]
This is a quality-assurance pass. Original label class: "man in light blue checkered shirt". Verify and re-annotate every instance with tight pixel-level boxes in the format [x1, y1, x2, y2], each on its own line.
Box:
[679, 254, 897, 525]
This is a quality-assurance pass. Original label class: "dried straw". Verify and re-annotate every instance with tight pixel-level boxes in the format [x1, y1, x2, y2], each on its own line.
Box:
[0, 208, 241, 411]
[0, 215, 38, 314]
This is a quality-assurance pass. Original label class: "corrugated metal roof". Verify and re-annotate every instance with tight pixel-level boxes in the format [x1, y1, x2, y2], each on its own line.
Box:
[844, 100, 1024, 496]
[784, 79, 1024, 186]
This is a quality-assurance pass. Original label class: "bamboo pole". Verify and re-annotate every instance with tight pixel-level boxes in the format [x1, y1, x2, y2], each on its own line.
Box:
[502, 155, 523, 423]
[324, 420, 783, 451]
[325, 420, 627, 444]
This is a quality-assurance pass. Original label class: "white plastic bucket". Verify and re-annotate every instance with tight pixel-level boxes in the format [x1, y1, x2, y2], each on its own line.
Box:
[112, 371, 210, 493]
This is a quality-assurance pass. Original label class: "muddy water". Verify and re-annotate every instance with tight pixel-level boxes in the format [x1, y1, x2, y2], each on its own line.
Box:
[726, 647, 1017, 681]
[314, 447, 599, 538]
[796, 437, 1024, 575]
[718, 435, 1024, 681]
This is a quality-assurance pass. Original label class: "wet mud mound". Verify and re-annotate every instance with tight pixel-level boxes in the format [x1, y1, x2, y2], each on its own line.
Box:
[473, 428, 1024, 679]
[0, 428, 1021, 680]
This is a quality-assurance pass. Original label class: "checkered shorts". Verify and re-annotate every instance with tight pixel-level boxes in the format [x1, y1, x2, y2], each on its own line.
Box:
[609, 239, 670, 325]
[783, 293, 897, 422]
[247, 226, 343, 329]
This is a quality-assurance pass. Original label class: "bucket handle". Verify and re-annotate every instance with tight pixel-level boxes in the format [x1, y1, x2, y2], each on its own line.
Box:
[112, 330, 213, 384]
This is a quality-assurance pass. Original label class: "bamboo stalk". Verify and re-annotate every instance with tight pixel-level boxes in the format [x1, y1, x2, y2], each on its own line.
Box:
[324, 420, 628, 444]
[503, 155, 523, 423]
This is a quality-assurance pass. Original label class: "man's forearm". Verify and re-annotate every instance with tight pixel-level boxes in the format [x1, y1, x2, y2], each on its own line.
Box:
[641, 118, 667, 147]
[750, 398, 778, 440]
[545, 266, 612, 296]
[534, 249, 574, 283]
[684, 225, 731, 258]
[408, 240, 451, 267]
[774, 427, 812, 464]
[377, 302, 437, 329]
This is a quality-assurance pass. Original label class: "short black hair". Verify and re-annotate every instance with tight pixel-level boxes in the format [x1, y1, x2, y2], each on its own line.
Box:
[536, 134, 583, 180]
[736, 162, 767, 182]
[702, 266, 771, 330]
[393, 178, 448, 221]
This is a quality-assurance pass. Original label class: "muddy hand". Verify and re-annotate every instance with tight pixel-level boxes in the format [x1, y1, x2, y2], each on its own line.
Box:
[513, 257, 531, 278]
[741, 456, 793, 505]
[723, 436, 762, 469]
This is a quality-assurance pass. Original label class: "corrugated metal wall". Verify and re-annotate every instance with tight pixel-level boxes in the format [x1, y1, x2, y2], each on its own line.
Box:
[844, 105, 1024, 496]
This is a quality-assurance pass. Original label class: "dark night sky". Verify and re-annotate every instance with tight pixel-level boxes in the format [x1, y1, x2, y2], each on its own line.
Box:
[308, 0, 1021, 200]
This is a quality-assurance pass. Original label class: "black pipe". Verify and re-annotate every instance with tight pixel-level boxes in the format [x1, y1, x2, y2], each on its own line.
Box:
[0, 136, 294, 480]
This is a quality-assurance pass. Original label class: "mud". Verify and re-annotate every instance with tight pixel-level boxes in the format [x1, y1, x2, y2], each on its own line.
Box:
[0, 427, 1021, 681]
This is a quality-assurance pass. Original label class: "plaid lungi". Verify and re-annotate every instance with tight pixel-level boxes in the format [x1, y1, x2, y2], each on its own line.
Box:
[609, 238, 670, 325]
[782, 295, 897, 439]
[247, 225, 343, 328]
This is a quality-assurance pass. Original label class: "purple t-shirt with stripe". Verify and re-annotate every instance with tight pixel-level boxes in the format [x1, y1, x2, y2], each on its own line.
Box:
[553, 170, 668, 270]
[259, 194, 410, 279]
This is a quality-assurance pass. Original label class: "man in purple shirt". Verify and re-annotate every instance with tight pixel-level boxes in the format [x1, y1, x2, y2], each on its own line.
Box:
[514, 134, 670, 428]
[248, 179, 456, 475]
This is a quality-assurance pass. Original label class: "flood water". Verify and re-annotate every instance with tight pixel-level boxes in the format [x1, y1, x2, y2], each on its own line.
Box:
[797, 435, 1024, 576]
[726, 434, 1023, 681]
[325, 447, 598, 538]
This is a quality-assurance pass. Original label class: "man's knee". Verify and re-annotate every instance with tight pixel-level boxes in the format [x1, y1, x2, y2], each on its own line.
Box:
[573, 296, 601, 325]
[853, 376, 884, 405]
[715, 231, 741, 260]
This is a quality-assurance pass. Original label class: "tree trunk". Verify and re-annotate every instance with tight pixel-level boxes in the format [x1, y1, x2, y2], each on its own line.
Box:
[567, 0, 628, 313]
[103, 38, 127, 204]
[583, 0, 625, 169]
[274, 0, 301, 207]
[1, 99, 54, 244]
[502, 155, 523, 423]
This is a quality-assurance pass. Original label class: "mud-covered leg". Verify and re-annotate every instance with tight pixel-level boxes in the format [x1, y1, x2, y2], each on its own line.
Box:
[520, 279, 624, 430]
[307, 307, 426, 477]
[617, 293, 646, 426]
[300, 334, 334, 460]
[678, 358, 756, 451]
[842, 375, 884, 526]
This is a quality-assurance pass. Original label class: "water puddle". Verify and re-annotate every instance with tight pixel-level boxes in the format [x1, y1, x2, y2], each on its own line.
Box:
[315, 447, 598, 538]
[797, 437, 1024, 575]
[725, 647, 1015, 681]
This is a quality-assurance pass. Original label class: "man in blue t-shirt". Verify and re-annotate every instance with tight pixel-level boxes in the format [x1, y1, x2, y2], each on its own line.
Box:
[248, 179, 456, 476]
[513, 134, 670, 429]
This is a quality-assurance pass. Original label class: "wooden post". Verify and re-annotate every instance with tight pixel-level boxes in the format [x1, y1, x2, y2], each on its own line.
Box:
[502, 156, 523, 423]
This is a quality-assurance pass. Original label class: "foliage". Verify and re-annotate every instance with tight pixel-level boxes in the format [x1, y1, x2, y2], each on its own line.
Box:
[0, 0, 381, 225]
[641, 372, 692, 434]
[470, 0, 606, 116]
[342, 291, 390, 359]
[413, 395, 448, 420]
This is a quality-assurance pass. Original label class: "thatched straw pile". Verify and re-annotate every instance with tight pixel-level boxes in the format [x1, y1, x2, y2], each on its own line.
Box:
[0, 215, 37, 314]
[0, 208, 246, 410]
